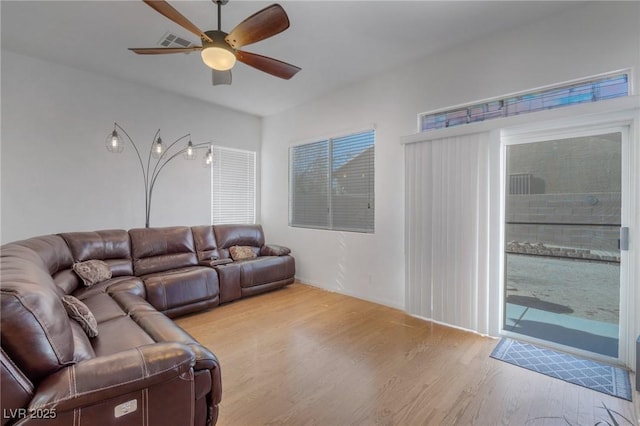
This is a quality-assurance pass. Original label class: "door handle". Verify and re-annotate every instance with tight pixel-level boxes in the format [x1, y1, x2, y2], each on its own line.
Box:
[620, 227, 629, 251]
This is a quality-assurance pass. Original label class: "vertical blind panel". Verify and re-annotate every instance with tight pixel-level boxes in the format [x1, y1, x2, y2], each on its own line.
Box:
[211, 146, 256, 225]
[331, 131, 375, 232]
[290, 140, 329, 228]
[405, 132, 492, 334]
[405, 141, 433, 317]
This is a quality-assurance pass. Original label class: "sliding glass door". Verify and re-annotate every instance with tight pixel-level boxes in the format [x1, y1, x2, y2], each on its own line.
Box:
[503, 129, 627, 359]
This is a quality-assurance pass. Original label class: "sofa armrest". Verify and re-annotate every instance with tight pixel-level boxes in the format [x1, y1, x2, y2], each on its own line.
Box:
[260, 244, 291, 256]
[106, 277, 146, 299]
[199, 258, 233, 267]
[29, 343, 195, 411]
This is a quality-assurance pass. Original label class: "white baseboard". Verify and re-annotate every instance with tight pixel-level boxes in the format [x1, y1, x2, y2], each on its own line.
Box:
[294, 275, 404, 311]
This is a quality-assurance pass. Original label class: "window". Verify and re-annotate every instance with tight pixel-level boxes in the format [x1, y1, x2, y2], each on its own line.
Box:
[419, 72, 630, 132]
[211, 146, 256, 224]
[290, 129, 375, 233]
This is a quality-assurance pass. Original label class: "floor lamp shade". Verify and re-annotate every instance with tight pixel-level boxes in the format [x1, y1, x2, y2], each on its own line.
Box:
[106, 128, 124, 153]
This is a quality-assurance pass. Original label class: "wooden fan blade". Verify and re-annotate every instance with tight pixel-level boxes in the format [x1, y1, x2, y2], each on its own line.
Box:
[225, 4, 290, 49]
[129, 47, 202, 55]
[236, 51, 300, 80]
[143, 1, 212, 42]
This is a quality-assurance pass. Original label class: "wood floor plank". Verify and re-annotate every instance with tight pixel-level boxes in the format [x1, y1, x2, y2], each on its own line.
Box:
[176, 283, 637, 425]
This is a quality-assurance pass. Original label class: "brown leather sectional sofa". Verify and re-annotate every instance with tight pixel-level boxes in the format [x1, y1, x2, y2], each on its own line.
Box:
[0, 224, 295, 426]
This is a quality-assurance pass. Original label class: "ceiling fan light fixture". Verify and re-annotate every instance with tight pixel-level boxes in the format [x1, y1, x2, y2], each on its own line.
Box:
[201, 30, 236, 71]
[201, 46, 236, 71]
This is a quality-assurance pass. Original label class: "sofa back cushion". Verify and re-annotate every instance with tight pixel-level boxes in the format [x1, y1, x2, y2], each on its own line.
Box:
[60, 230, 133, 278]
[6, 235, 75, 294]
[213, 224, 265, 259]
[1, 243, 77, 383]
[1, 274, 75, 383]
[129, 227, 197, 276]
[192, 225, 221, 261]
[7, 235, 74, 276]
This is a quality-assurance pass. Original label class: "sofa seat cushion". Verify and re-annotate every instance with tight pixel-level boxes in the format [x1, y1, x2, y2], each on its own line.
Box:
[79, 292, 129, 324]
[140, 266, 219, 314]
[91, 315, 155, 357]
[236, 256, 295, 288]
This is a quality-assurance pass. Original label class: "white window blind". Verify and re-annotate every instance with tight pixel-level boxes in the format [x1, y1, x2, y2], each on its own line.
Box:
[211, 146, 256, 225]
[290, 129, 375, 233]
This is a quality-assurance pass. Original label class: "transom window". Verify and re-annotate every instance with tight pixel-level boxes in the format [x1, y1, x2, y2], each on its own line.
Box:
[289, 129, 375, 233]
[419, 71, 630, 132]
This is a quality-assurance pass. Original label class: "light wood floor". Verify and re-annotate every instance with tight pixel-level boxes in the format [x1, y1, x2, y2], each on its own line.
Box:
[176, 283, 638, 426]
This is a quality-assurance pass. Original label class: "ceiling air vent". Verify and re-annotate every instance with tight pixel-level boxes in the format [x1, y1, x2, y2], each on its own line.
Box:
[158, 32, 196, 49]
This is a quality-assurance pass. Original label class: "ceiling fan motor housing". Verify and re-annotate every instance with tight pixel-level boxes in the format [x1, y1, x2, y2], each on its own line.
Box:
[203, 30, 232, 49]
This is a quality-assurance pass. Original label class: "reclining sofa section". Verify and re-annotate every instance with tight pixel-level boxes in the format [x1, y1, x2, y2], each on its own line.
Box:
[0, 224, 295, 426]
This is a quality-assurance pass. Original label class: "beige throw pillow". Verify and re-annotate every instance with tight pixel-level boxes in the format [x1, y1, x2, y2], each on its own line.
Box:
[229, 246, 257, 261]
[61, 295, 99, 338]
[72, 260, 112, 287]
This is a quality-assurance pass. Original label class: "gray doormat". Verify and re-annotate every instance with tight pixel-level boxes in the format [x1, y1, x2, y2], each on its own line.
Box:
[491, 337, 631, 401]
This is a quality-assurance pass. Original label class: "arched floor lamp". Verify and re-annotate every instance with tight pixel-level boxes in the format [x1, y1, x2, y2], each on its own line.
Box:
[106, 122, 213, 228]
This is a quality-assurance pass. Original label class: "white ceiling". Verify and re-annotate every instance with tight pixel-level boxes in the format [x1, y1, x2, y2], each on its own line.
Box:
[1, 1, 586, 117]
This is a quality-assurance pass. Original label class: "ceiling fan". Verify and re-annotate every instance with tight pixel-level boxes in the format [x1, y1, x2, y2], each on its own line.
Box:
[129, 0, 301, 85]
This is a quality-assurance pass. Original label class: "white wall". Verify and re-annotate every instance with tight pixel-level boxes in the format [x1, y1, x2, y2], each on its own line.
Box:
[261, 2, 640, 309]
[1, 50, 261, 243]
